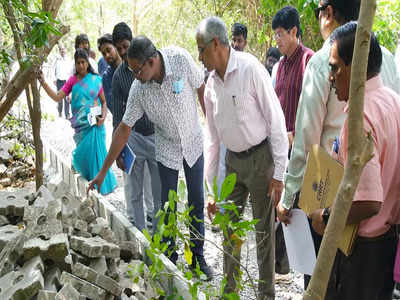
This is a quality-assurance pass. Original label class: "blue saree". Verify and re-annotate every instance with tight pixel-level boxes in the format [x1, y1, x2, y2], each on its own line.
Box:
[69, 73, 117, 195]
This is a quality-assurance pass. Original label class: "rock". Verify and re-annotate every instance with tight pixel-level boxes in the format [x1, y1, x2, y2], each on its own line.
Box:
[32, 185, 56, 207]
[89, 257, 107, 275]
[0, 225, 23, 252]
[0, 164, 7, 175]
[74, 219, 88, 232]
[0, 178, 11, 187]
[60, 271, 107, 300]
[78, 199, 96, 223]
[0, 215, 9, 226]
[37, 290, 57, 300]
[119, 241, 142, 262]
[0, 140, 12, 163]
[70, 236, 120, 259]
[0, 256, 44, 300]
[0, 231, 25, 277]
[55, 282, 80, 300]
[0, 192, 28, 217]
[106, 258, 120, 282]
[43, 267, 61, 292]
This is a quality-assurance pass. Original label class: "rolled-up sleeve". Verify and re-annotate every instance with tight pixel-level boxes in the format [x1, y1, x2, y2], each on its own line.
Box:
[251, 63, 288, 181]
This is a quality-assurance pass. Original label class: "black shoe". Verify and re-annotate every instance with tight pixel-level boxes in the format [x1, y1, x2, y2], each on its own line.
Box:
[191, 256, 213, 281]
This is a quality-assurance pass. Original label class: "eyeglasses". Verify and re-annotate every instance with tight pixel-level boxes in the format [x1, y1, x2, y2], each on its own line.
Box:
[274, 29, 290, 40]
[314, 4, 329, 21]
[197, 39, 214, 54]
[128, 60, 146, 76]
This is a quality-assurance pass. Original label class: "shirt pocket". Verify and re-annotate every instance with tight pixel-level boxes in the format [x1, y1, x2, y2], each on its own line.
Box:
[232, 92, 253, 124]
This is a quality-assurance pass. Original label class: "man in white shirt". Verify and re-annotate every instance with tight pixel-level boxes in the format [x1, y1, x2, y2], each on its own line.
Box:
[197, 16, 288, 299]
[53, 44, 71, 118]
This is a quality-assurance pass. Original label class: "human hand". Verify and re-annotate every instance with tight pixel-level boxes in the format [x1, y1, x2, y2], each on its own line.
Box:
[277, 202, 292, 225]
[116, 155, 125, 171]
[288, 132, 294, 147]
[36, 70, 45, 84]
[310, 208, 325, 235]
[87, 171, 106, 195]
[268, 178, 284, 207]
[96, 115, 105, 126]
[207, 196, 218, 222]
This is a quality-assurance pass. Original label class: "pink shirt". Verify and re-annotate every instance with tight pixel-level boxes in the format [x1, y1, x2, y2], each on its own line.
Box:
[338, 76, 400, 237]
[61, 74, 103, 96]
[204, 48, 288, 188]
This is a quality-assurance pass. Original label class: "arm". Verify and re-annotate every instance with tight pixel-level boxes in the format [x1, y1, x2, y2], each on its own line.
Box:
[96, 90, 107, 126]
[88, 122, 131, 193]
[37, 70, 66, 102]
[197, 83, 206, 116]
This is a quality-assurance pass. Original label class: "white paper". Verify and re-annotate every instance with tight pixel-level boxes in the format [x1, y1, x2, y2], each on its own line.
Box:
[282, 209, 316, 276]
[90, 106, 102, 116]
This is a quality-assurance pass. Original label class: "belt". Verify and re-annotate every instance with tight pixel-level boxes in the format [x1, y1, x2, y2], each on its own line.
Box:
[231, 137, 268, 158]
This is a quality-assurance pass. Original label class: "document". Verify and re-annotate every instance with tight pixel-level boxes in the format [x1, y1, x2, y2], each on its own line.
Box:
[282, 209, 316, 276]
[120, 144, 135, 175]
[87, 106, 102, 126]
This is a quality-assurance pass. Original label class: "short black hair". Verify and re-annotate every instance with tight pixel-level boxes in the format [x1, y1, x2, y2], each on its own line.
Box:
[272, 6, 301, 38]
[322, 0, 361, 24]
[97, 34, 113, 51]
[266, 47, 281, 60]
[127, 35, 157, 64]
[75, 34, 90, 50]
[330, 21, 382, 77]
[231, 23, 247, 40]
[74, 48, 96, 75]
[112, 22, 132, 44]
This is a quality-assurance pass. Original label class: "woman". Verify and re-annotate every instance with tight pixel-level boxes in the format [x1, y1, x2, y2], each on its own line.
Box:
[38, 48, 117, 195]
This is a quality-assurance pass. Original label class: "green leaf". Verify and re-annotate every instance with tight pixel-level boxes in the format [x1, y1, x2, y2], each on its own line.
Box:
[184, 242, 193, 265]
[220, 173, 236, 202]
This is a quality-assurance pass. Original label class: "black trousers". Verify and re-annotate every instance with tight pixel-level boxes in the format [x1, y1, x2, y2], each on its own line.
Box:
[56, 79, 69, 118]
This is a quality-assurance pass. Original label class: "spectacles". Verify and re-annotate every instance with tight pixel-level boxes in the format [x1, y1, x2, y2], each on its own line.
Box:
[128, 60, 146, 76]
[197, 39, 214, 54]
[314, 3, 329, 21]
[274, 29, 290, 40]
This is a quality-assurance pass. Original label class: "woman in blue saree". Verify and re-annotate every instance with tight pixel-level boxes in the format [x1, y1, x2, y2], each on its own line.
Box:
[38, 48, 117, 195]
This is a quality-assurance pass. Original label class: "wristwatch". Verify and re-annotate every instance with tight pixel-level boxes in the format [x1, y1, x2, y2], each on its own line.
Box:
[322, 207, 330, 225]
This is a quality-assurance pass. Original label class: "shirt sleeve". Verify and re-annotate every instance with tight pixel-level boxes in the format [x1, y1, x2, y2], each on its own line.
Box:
[60, 75, 77, 96]
[122, 81, 144, 128]
[181, 48, 204, 90]
[204, 81, 221, 194]
[281, 58, 330, 209]
[250, 62, 288, 181]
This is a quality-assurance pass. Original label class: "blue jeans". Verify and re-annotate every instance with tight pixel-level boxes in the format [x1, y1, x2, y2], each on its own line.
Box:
[158, 154, 205, 263]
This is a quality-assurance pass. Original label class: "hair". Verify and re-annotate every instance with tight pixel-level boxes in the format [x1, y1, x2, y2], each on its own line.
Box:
[272, 6, 302, 38]
[330, 21, 382, 77]
[266, 47, 281, 60]
[196, 16, 230, 46]
[74, 48, 96, 75]
[74, 34, 90, 50]
[127, 36, 157, 64]
[97, 33, 113, 51]
[322, 0, 361, 24]
[231, 23, 247, 40]
[112, 22, 132, 44]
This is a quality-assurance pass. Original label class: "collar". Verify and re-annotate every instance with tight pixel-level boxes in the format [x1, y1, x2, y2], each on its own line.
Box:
[284, 43, 303, 64]
[158, 49, 172, 78]
[210, 47, 238, 81]
[344, 75, 383, 112]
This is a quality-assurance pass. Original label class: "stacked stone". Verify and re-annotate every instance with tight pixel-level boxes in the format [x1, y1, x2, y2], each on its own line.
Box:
[0, 185, 164, 299]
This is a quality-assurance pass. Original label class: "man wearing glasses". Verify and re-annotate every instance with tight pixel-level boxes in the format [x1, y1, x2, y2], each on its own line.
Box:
[277, 0, 400, 289]
[89, 36, 213, 280]
[110, 23, 161, 233]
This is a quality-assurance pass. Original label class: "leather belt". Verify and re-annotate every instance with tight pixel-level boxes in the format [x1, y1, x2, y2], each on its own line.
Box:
[231, 137, 268, 158]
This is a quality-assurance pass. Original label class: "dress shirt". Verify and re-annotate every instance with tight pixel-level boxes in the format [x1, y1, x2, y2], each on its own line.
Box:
[275, 43, 314, 132]
[53, 55, 72, 81]
[122, 46, 204, 170]
[281, 39, 400, 210]
[112, 61, 154, 135]
[396, 43, 400, 74]
[338, 76, 400, 237]
[102, 65, 116, 112]
[204, 48, 288, 188]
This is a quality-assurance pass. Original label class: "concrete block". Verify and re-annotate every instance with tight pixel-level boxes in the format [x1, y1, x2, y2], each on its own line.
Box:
[72, 230, 92, 238]
[0, 232, 25, 277]
[70, 249, 90, 266]
[70, 236, 120, 259]
[32, 185, 55, 207]
[106, 258, 120, 281]
[89, 257, 107, 275]
[0, 256, 44, 300]
[0, 192, 28, 217]
[0, 215, 9, 226]
[72, 262, 122, 296]
[43, 267, 61, 292]
[37, 290, 57, 300]
[0, 225, 23, 252]
[55, 282, 80, 300]
[88, 217, 108, 235]
[23, 200, 63, 239]
[60, 271, 106, 300]
[24, 233, 69, 267]
[119, 241, 142, 262]
[78, 199, 96, 223]
[74, 219, 88, 232]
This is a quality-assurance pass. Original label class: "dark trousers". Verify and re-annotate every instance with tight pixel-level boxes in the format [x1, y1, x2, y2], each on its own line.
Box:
[56, 79, 69, 118]
[304, 217, 323, 289]
[325, 229, 397, 300]
[157, 154, 205, 263]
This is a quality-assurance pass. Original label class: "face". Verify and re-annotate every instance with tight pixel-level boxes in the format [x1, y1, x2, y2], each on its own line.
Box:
[59, 47, 66, 57]
[273, 26, 296, 56]
[127, 57, 151, 84]
[231, 34, 246, 51]
[196, 35, 216, 72]
[75, 57, 89, 76]
[114, 40, 131, 62]
[329, 41, 351, 101]
[78, 41, 90, 50]
[99, 43, 119, 65]
[264, 56, 279, 73]
[317, 1, 332, 41]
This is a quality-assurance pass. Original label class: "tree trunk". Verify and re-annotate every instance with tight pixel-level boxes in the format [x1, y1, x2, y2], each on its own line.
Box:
[303, 0, 376, 299]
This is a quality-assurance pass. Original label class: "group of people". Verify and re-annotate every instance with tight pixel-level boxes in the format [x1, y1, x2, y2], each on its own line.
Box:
[38, 0, 400, 298]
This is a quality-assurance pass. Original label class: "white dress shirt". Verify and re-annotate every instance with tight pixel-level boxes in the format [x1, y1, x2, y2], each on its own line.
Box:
[204, 48, 288, 189]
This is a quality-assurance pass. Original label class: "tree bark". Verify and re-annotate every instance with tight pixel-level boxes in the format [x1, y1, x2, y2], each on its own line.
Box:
[303, 0, 376, 299]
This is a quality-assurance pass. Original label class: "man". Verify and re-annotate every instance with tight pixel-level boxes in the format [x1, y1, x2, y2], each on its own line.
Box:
[98, 56, 109, 76]
[277, 0, 400, 289]
[309, 21, 400, 299]
[97, 33, 121, 112]
[88, 36, 213, 279]
[110, 23, 160, 232]
[264, 47, 281, 75]
[53, 44, 71, 118]
[74, 33, 98, 73]
[231, 22, 247, 51]
[197, 17, 288, 298]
